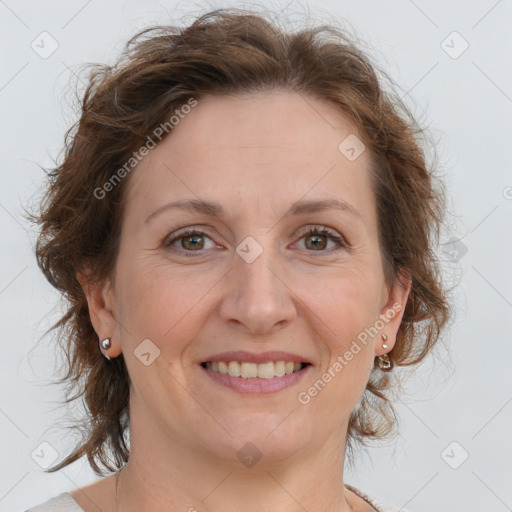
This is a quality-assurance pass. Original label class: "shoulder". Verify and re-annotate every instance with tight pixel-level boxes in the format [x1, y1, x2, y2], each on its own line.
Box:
[345, 483, 412, 512]
[24, 492, 84, 512]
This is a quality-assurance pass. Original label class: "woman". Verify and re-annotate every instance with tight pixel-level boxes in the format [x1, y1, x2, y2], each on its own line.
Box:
[27, 7, 449, 512]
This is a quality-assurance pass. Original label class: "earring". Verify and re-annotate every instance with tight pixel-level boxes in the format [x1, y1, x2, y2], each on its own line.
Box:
[377, 333, 393, 371]
[100, 337, 112, 360]
[381, 333, 388, 350]
[377, 353, 393, 371]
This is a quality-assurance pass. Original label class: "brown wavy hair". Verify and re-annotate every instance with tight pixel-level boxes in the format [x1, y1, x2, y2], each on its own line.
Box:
[30, 7, 450, 475]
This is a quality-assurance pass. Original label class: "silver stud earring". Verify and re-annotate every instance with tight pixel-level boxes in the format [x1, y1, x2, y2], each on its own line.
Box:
[381, 333, 388, 349]
[100, 337, 111, 360]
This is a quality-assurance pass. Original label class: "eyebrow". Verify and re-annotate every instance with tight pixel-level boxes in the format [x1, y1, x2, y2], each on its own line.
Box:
[144, 197, 362, 224]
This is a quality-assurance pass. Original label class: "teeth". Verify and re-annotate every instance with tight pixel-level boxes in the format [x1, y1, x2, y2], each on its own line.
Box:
[204, 360, 306, 379]
[241, 362, 258, 378]
[274, 361, 285, 377]
[257, 362, 274, 379]
[228, 361, 241, 377]
[218, 361, 228, 375]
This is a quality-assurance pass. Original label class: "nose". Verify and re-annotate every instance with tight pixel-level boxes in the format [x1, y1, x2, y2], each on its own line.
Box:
[219, 243, 297, 336]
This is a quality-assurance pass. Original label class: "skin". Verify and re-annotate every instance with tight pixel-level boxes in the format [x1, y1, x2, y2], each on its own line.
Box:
[73, 90, 410, 512]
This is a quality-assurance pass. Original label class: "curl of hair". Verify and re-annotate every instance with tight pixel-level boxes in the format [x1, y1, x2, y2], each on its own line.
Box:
[31, 7, 450, 475]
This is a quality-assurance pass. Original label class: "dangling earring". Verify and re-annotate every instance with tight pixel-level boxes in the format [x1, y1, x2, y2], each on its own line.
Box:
[377, 333, 393, 371]
[100, 337, 112, 360]
[377, 353, 393, 371]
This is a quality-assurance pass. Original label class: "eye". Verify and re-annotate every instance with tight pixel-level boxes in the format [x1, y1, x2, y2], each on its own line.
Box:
[164, 228, 216, 257]
[163, 225, 349, 258]
[294, 226, 348, 252]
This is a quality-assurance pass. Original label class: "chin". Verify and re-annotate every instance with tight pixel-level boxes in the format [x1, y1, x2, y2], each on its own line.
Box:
[204, 412, 313, 465]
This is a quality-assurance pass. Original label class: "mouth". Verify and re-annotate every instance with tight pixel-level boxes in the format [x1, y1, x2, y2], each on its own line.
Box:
[200, 360, 311, 379]
[199, 353, 313, 393]
[199, 350, 313, 393]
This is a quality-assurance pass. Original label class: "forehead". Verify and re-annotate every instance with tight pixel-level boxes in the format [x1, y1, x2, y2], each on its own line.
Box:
[123, 90, 374, 222]
[166, 90, 361, 152]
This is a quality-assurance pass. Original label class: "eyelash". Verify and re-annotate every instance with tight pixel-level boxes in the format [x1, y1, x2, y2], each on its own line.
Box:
[164, 226, 348, 258]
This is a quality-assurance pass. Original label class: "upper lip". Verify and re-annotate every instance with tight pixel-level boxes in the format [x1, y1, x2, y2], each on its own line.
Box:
[201, 350, 311, 364]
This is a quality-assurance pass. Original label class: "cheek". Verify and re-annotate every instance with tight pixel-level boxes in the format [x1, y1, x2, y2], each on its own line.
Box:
[303, 279, 378, 418]
[307, 268, 382, 395]
[313, 267, 383, 336]
[114, 254, 215, 354]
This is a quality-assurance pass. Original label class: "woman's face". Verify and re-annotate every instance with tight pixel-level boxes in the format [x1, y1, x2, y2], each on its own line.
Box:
[89, 91, 409, 465]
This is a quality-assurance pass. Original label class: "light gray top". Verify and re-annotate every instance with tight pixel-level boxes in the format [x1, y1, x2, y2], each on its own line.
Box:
[25, 493, 83, 511]
[25, 485, 410, 512]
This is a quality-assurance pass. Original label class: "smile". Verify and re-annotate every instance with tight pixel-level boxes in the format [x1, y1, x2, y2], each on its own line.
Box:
[201, 361, 310, 379]
[200, 359, 312, 393]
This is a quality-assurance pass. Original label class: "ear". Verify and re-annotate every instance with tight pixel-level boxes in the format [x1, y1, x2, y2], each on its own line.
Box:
[76, 269, 122, 359]
[376, 268, 412, 356]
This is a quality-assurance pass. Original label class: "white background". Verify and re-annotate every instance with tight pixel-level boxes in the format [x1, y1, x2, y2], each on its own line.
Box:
[1, 1, 511, 511]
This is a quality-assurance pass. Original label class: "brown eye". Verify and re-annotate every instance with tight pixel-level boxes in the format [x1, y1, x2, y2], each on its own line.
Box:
[181, 233, 205, 250]
[297, 226, 347, 252]
[304, 232, 328, 250]
[164, 228, 215, 257]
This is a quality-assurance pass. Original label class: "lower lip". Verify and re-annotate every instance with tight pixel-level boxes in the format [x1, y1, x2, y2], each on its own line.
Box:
[200, 365, 311, 393]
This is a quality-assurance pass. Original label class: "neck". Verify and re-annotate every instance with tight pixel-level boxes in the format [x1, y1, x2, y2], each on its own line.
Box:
[114, 411, 355, 512]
